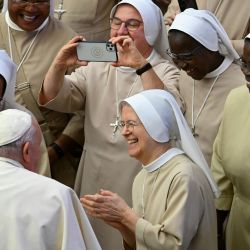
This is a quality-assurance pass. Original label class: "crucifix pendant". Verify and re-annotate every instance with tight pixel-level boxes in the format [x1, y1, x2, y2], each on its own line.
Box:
[54, 2, 66, 20]
[192, 126, 199, 137]
[110, 117, 119, 136]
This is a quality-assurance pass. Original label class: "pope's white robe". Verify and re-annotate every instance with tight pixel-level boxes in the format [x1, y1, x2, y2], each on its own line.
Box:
[0, 157, 101, 250]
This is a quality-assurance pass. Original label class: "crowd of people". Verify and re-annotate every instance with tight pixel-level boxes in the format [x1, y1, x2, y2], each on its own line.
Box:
[0, 0, 249, 249]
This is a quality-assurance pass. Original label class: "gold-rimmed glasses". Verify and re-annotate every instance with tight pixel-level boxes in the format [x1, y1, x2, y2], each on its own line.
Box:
[118, 120, 142, 131]
[110, 17, 143, 31]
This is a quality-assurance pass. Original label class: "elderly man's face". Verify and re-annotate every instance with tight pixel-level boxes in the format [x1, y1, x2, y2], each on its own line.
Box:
[110, 4, 151, 57]
[8, 0, 50, 31]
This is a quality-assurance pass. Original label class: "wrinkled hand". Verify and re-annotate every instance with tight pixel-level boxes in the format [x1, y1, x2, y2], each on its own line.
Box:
[54, 36, 88, 68]
[81, 189, 131, 225]
[109, 36, 147, 69]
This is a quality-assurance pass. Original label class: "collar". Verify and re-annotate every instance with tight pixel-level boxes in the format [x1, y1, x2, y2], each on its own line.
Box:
[205, 56, 233, 78]
[0, 157, 25, 169]
[5, 11, 49, 32]
[142, 147, 184, 173]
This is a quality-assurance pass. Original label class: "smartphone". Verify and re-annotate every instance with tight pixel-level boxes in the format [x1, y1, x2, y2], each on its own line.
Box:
[178, 0, 198, 11]
[76, 41, 118, 62]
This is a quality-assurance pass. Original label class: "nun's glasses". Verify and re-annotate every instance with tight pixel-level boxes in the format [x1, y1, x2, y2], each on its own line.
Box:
[166, 46, 202, 61]
[110, 17, 143, 31]
[239, 58, 250, 72]
[11, 0, 50, 7]
[118, 120, 142, 131]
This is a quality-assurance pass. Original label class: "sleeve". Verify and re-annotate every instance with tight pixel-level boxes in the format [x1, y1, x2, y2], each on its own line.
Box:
[211, 119, 234, 211]
[43, 67, 87, 113]
[157, 61, 185, 112]
[135, 173, 204, 250]
[163, 0, 180, 26]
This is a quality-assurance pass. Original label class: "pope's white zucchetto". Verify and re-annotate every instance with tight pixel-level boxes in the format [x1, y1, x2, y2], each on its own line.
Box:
[169, 8, 239, 60]
[0, 109, 32, 146]
[121, 89, 220, 197]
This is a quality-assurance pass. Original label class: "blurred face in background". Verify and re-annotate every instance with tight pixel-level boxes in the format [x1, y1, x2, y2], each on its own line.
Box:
[8, 0, 50, 31]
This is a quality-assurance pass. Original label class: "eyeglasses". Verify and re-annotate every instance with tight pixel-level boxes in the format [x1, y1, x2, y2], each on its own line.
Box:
[11, 0, 50, 7]
[239, 58, 250, 71]
[118, 120, 142, 131]
[110, 17, 143, 31]
[166, 46, 202, 61]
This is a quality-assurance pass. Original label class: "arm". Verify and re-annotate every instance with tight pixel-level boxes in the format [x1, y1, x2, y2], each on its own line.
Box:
[39, 36, 88, 105]
[164, 0, 180, 26]
[110, 36, 165, 89]
[81, 189, 139, 248]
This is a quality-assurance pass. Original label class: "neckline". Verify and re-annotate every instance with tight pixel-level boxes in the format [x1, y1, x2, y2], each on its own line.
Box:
[142, 147, 184, 172]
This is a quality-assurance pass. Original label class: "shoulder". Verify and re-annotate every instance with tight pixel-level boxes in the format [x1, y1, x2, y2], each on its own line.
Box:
[47, 17, 77, 37]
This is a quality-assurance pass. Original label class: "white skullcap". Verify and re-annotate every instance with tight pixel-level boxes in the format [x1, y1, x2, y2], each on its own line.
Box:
[122, 89, 220, 197]
[110, 0, 169, 59]
[2, 0, 54, 14]
[170, 9, 239, 60]
[0, 109, 32, 146]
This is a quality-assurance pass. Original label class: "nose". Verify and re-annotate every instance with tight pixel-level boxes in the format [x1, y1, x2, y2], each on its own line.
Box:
[173, 59, 188, 70]
[121, 126, 130, 136]
[117, 23, 129, 36]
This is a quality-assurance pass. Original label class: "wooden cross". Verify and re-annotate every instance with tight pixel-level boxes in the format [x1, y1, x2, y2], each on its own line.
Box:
[191, 126, 199, 137]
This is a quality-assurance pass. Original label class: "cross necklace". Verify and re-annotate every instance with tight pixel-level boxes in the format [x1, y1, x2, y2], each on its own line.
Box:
[191, 74, 220, 137]
[110, 69, 139, 136]
[54, 0, 66, 20]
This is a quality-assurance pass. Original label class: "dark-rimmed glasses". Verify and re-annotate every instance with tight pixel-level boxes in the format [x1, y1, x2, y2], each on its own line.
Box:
[118, 120, 142, 131]
[166, 46, 202, 61]
[11, 0, 50, 7]
[239, 58, 250, 71]
[110, 17, 143, 31]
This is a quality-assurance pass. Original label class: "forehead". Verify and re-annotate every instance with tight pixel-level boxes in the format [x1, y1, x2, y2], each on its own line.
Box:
[114, 4, 142, 21]
[0, 76, 6, 98]
[121, 105, 138, 119]
[169, 30, 200, 49]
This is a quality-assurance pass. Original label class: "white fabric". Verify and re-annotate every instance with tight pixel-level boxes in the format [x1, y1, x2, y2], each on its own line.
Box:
[110, 0, 169, 60]
[0, 157, 101, 250]
[0, 109, 32, 146]
[143, 147, 184, 172]
[123, 89, 220, 197]
[170, 9, 239, 60]
[2, 0, 54, 15]
[245, 33, 250, 40]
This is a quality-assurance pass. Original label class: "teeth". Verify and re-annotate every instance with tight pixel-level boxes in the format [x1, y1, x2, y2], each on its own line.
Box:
[128, 139, 137, 144]
[23, 15, 36, 21]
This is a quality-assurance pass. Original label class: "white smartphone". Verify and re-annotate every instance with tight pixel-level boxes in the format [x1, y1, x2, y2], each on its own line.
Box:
[76, 41, 118, 62]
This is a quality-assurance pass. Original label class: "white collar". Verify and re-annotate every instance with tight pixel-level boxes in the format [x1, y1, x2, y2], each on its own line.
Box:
[5, 10, 49, 32]
[0, 157, 25, 169]
[205, 56, 233, 78]
[142, 147, 184, 173]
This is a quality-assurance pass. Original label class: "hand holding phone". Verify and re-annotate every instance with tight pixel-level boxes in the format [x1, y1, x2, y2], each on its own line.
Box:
[76, 41, 118, 62]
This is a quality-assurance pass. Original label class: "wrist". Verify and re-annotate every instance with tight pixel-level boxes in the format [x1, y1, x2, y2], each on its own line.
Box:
[50, 142, 65, 159]
[136, 62, 152, 75]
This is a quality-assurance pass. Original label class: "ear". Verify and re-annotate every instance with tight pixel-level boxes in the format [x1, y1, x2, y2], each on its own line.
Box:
[22, 142, 31, 164]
